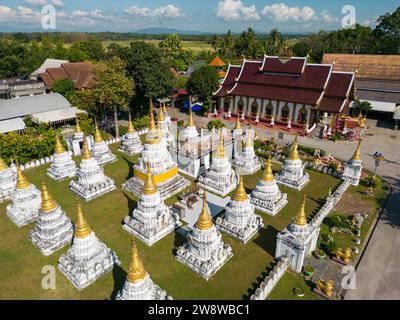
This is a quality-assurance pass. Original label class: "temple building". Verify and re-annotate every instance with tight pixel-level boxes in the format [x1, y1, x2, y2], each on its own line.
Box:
[58, 199, 120, 290]
[198, 133, 237, 197]
[123, 102, 190, 200]
[123, 164, 181, 246]
[175, 192, 233, 281]
[275, 195, 320, 273]
[342, 140, 363, 186]
[91, 123, 117, 166]
[69, 139, 116, 201]
[215, 56, 355, 131]
[119, 112, 144, 156]
[29, 181, 73, 256]
[115, 239, 172, 300]
[232, 128, 261, 174]
[0, 157, 17, 203]
[275, 136, 310, 191]
[47, 135, 77, 181]
[251, 157, 288, 216]
[216, 175, 263, 243]
[6, 164, 41, 228]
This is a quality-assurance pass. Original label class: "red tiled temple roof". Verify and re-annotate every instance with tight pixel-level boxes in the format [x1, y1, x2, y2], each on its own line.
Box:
[215, 65, 241, 97]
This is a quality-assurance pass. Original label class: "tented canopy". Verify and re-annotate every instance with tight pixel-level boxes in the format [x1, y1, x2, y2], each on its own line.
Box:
[31, 107, 81, 124]
[367, 100, 396, 113]
[0, 118, 26, 134]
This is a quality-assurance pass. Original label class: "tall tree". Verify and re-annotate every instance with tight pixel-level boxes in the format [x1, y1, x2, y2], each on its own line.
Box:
[159, 34, 182, 61]
[374, 7, 400, 54]
[187, 65, 219, 104]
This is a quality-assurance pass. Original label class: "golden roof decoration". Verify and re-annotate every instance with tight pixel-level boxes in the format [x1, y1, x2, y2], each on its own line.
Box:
[75, 117, 82, 133]
[187, 105, 196, 128]
[40, 180, 57, 213]
[82, 138, 92, 160]
[0, 156, 9, 172]
[233, 175, 248, 202]
[94, 122, 103, 143]
[15, 161, 31, 190]
[127, 238, 147, 284]
[149, 99, 157, 132]
[74, 198, 92, 238]
[294, 194, 307, 226]
[54, 134, 65, 154]
[143, 162, 158, 195]
[234, 115, 241, 130]
[196, 191, 213, 231]
[127, 111, 136, 134]
[352, 139, 362, 161]
[289, 135, 300, 161]
[158, 106, 165, 122]
[262, 157, 275, 182]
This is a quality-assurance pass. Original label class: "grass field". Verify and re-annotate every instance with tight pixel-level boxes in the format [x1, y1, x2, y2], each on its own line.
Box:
[0, 145, 387, 300]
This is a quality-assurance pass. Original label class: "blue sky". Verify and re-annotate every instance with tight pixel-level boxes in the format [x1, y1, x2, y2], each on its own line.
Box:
[0, 0, 398, 33]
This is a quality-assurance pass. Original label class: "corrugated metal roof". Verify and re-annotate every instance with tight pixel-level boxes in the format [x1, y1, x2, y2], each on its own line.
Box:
[31, 58, 69, 77]
[32, 107, 81, 123]
[0, 118, 26, 133]
[0, 93, 71, 121]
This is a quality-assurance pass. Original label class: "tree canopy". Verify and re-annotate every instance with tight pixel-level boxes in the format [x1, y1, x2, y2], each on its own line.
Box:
[187, 65, 220, 103]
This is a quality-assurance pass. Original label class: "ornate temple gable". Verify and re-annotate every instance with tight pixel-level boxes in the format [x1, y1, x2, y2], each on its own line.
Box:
[260, 55, 307, 75]
[214, 64, 241, 97]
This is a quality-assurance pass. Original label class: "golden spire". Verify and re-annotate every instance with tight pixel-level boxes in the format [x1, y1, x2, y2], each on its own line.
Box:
[149, 99, 156, 131]
[234, 115, 241, 130]
[246, 129, 253, 148]
[289, 135, 300, 161]
[0, 156, 9, 172]
[15, 161, 30, 190]
[143, 162, 158, 195]
[127, 111, 136, 134]
[217, 133, 225, 159]
[40, 180, 57, 213]
[294, 194, 307, 226]
[158, 106, 165, 122]
[233, 175, 248, 202]
[262, 157, 275, 182]
[196, 191, 213, 231]
[74, 198, 92, 238]
[352, 139, 362, 161]
[82, 138, 92, 160]
[94, 122, 103, 143]
[127, 238, 147, 284]
[75, 117, 82, 133]
[187, 105, 196, 128]
[54, 134, 65, 154]
[163, 102, 167, 114]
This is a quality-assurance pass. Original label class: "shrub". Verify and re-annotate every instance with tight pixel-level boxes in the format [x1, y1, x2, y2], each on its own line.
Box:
[322, 240, 337, 254]
[207, 119, 226, 131]
[325, 215, 351, 229]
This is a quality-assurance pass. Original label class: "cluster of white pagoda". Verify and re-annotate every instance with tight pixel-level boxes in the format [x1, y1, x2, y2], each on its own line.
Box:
[0, 102, 365, 299]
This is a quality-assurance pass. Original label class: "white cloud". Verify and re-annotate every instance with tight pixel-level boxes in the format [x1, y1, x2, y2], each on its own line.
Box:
[125, 4, 188, 19]
[72, 9, 104, 19]
[320, 10, 338, 24]
[52, 0, 64, 7]
[24, 0, 47, 6]
[261, 3, 316, 23]
[17, 6, 35, 15]
[216, 0, 260, 22]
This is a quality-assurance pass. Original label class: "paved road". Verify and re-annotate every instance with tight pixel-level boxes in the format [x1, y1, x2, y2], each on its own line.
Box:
[176, 113, 400, 299]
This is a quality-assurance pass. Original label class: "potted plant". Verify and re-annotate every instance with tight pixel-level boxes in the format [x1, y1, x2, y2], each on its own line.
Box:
[303, 265, 315, 277]
[315, 249, 327, 260]
[293, 287, 305, 297]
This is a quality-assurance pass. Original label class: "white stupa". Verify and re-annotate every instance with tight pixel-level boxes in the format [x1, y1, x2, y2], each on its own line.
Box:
[119, 112, 144, 156]
[275, 136, 310, 191]
[115, 238, 172, 300]
[175, 192, 233, 280]
[6, 164, 41, 228]
[69, 139, 116, 201]
[342, 140, 363, 186]
[216, 175, 263, 243]
[251, 157, 288, 216]
[123, 163, 181, 246]
[157, 102, 174, 144]
[179, 106, 199, 141]
[47, 134, 77, 181]
[29, 181, 73, 256]
[58, 199, 120, 290]
[91, 123, 117, 166]
[0, 156, 17, 203]
[198, 133, 237, 197]
[232, 128, 261, 174]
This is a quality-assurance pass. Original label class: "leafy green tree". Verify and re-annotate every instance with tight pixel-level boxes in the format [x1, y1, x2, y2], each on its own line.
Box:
[159, 34, 182, 61]
[374, 7, 400, 54]
[353, 100, 373, 117]
[52, 79, 74, 96]
[187, 65, 219, 102]
[207, 119, 226, 130]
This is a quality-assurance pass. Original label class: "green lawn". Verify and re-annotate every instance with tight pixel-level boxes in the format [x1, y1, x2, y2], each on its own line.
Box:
[0, 146, 369, 300]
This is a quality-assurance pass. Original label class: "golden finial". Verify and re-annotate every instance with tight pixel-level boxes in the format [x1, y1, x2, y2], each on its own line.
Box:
[233, 175, 248, 202]
[82, 138, 92, 160]
[289, 135, 300, 161]
[15, 161, 30, 190]
[0, 156, 9, 172]
[127, 238, 146, 284]
[158, 106, 165, 122]
[149, 99, 156, 131]
[262, 157, 275, 182]
[157, 121, 164, 139]
[75, 117, 82, 133]
[74, 198, 92, 239]
[40, 180, 57, 213]
[196, 191, 213, 231]
[127, 111, 136, 134]
[54, 134, 65, 154]
[94, 121, 103, 143]
[294, 194, 307, 226]
[187, 105, 196, 128]
[217, 133, 225, 159]
[352, 139, 362, 161]
[246, 129, 253, 148]
[163, 102, 167, 114]
[143, 162, 158, 195]
[234, 115, 241, 130]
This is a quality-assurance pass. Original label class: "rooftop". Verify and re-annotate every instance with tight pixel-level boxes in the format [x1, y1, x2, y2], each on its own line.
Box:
[209, 56, 226, 67]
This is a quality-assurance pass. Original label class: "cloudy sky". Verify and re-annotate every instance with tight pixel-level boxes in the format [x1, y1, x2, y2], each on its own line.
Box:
[0, 0, 398, 33]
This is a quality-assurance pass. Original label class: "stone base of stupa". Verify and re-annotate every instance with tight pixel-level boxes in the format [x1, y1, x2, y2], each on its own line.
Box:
[251, 193, 288, 216]
[115, 274, 172, 300]
[118, 135, 143, 156]
[6, 208, 39, 228]
[175, 244, 233, 281]
[197, 179, 237, 198]
[47, 166, 77, 181]
[93, 152, 117, 166]
[123, 214, 181, 246]
[275, 173, 310, 191]
[232, 157, 262, 175]
[0, 188, 14, 203]
[123, 175, 190, 201]
[6, 187, 41, 228]
[216, 214, 264, 243]
[69, 178, 116, 202]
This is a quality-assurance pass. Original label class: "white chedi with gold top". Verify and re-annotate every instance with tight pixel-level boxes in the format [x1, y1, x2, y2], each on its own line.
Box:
[69, 139, 116, 201]
[216, 175, 263, 243]
[275, 136, 310, 191]
[6, 165, 41, 228]
[198, 133, 237, 197]
[58, 199, 120, 290]
[251, 157, 288, 216]
[29, 181, 73, 256]
[232, 128, 261, 175]
[0, 157, 17, 203]
[47, 135, 77, 181]
[91, 123, 117, 166]
[175, 192, 233, 281]
[119, 112, 144, 155]
[179, 106, 199, 141]
[342, 140, 363, 186]
[158, 103, 174, 144]
[123, 164, 181, 246]
[115, 239, 172, 300]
